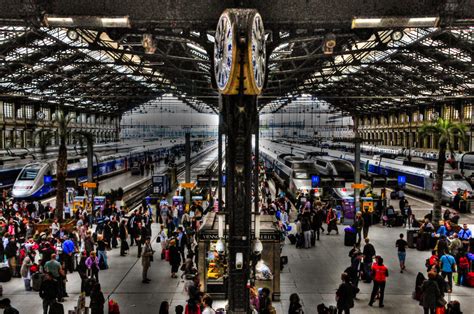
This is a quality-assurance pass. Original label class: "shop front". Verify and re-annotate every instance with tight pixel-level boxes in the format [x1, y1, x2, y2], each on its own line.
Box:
[197, 213, 282, 301]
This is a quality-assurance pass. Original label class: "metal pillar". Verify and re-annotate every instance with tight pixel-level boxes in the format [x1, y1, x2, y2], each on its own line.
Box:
[218, 96, 223, 212]
[254, 110, 260, 213]
[185, 132, 191, 206]
[223, 95, 256, 313]
[353, 116, 361, 213]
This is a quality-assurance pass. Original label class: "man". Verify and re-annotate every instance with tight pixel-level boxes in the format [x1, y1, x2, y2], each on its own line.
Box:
[440, 250, 456, 293]
[177, 227, 188, 261]
[362, 238, 376, 283]
[396, 233, 408, 273]
[361, 207, 371, 239]
[369, 256, 388, 308]
[453, 188, 462, 211]
[110, 216, 120, 249]
[312, 205, 325, 241]
[44, 254, 65, 300]
[61, 236, 75, 273]
[458, 224, 472, 250]
[0, 298, 19, 314]
[141, 237, 154, 283]
[135, 222, 148, 258]
[449, 233, 463, 259]
[39, 272, 59, 314]
[64, 203, 71, 219]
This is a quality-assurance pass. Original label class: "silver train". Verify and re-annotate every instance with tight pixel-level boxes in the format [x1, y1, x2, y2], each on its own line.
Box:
[11, 138, 216, 199]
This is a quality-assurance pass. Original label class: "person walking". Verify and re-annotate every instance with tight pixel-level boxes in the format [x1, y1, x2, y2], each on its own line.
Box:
[336, 273, 355, 314]
[368, 256, 388, 308]
[326, 208, 339, 235]
[39, 272, 59, 314]
[168, 239, 181, 278]
[420, 271, 441, 314]
[396, 233, 408, 273]
[89, 283, 105, 314]
[361, 207, 371, 239]
[440, 250, 456, 293]
[288, 293, 303, 314]
[141, 237, 154, 283]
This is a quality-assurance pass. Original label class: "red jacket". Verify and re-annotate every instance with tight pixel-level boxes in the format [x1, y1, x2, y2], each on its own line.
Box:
[372, 263, 388, 282]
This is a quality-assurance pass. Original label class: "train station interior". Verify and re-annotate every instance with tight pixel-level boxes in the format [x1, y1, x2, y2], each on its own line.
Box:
[0, 1, 473, 313]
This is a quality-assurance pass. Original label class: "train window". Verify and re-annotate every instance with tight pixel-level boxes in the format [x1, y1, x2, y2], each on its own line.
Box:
[19, 168, 39, 180]
[316, 160, 327, 167]
[294, 172, 308, 179]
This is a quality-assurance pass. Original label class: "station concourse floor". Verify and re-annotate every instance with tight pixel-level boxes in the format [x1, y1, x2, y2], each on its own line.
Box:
[3, 218, 474, 313]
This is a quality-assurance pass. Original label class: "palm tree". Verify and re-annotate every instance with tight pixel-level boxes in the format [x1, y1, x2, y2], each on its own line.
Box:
[54, 109, 74, 221]
[34, 129, 54, 159]
[419, 117, 467, 224]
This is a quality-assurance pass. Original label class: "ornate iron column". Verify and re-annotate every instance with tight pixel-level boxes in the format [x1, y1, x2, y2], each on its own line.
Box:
[213, 8, 266, 313]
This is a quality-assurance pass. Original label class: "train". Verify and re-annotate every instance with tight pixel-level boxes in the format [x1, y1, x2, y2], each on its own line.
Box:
[322, 148, 472, 203]
[11, 138, 216, 199]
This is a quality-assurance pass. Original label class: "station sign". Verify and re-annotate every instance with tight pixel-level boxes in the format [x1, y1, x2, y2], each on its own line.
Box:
[180, 182, 195, 189]
[311, 175, 320, 188]
[351, 183, 366, 189]
[82, 182, 97, 188]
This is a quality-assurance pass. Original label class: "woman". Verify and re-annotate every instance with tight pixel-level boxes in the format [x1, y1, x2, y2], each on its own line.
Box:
[336, 273, 354, 314]
[420, 271, 441, 314]
[20, 255, 33, 291]
[288, 293, 304, 314]
[168, 239, 181, 278]
[158, 301, 169, 314]
[86, 251, 100, 282]
[326, 208, 339, 235]
[90, 283, 105, 314]
[159, 225, 168, 257]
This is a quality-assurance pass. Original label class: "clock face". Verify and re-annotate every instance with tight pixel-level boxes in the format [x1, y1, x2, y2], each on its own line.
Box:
[214, 13, 235, 92]
[250, 13, 266, 92]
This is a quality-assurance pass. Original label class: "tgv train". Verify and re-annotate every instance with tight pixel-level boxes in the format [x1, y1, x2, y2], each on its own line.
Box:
[324, 149, 472, 203]
[11, 138, 216, 199]
[260, 146, 320, 198]
[304, 151, 355, 180]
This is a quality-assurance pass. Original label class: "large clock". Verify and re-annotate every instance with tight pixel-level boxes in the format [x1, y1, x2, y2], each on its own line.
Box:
[248, 12, 266, 94]
[214, 11, 237, 94]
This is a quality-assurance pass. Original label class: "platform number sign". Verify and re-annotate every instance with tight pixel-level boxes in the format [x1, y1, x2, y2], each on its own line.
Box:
[311, 175, 320, 188]
[398, 175, 406, 186]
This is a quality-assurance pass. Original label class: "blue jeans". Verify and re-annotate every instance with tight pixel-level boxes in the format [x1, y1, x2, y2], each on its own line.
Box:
[98, 250, 108, 268]
[398, 252, 406, 263]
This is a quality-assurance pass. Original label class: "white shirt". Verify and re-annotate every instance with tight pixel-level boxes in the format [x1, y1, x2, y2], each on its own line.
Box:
[202, 307, 216, 314]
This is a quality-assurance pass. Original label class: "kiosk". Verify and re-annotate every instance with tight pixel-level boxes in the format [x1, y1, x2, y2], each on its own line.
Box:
[73, 196, 87, 213]
[197, 213, 282, 301]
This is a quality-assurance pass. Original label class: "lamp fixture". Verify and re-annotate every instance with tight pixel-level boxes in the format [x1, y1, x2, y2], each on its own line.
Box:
[142, 34, 157, 54]
[44, 15, 130, 28]
[352, 16, 439, 29]
[323, 33, 337, 55]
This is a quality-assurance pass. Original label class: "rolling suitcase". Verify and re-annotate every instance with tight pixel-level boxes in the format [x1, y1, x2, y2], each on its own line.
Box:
[0, 267, 12, 282]
[32, 272, 44, 291]
[466, 272, 474, 287]
[416, 237, 426, 251]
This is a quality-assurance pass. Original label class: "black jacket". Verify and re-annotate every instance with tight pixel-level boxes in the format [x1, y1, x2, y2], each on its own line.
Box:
[39, 278, 59, 300]
[363, 243, 376, 263]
